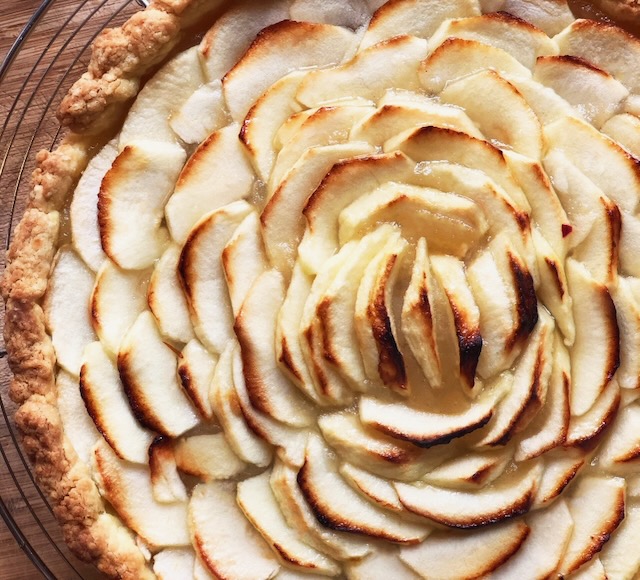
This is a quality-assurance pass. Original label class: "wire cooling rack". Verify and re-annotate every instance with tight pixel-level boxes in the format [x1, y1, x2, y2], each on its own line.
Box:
[0, 1, 144, 577]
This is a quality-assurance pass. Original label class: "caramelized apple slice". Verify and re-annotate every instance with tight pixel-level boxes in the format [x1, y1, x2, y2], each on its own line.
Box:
[148, 245, 194, 344]
[80, 342, 154, 464]
[360, 397, 494, 448]
[483, 0, 574, 35]
[178, 340, 217, 421]
[400, 519, 529, 578]
[423, 450, 512, 490]
[70, 139, 117, 271]
[90, 260, 149, 355]
[209, 344, 273, 467]
[119, 47, 204, 146]
[223, 20, 356, 121]
[557, 476, 626, 576]
[298, 435, 431, 544]
[148, 437, 188, 504]
[534, 55, 628, 128]
[44, 247, 96, 376]
[428, 12, 557, 68]
[441, 69, 542, 158]
[566, 259, 620, 417]
[118, 312, 200, 437]
[93, 440, 190, 547]
[598, 405, 640, 473]
[571, 558, 608, 580]
[99, 141, 186, 269]
[610, 277, 640, 390]
[396, 462, 541, 528]
[237, 472, 340, 575]
[600, 504, 640, 579]
[165, 124, 255, 245]
[339, 463, 404, 512]
[179, 201, 253, 353]
[534, 447, 586, 508]
[189, 482, 280, 580]
[419, 37, 531, 94]
[236, 270, 314, 427]
[491, 499, 573, 579]
[174, 434, 246, 481]
[361, 0, 479, 48]
[56, 369, 101, 465]
[347, 547, 421, 580]
[297, 35, 428, 107]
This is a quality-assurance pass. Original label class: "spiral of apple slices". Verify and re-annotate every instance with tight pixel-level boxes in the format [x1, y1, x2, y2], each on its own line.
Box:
[43, 0, 640, 578]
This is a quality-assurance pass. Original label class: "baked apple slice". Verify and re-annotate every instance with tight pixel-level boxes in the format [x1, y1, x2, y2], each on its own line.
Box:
[174, 434, 246, 481]
[148, 437, 188, 504]
[346, 547, 421, 580]
[153, 549, 196, 580]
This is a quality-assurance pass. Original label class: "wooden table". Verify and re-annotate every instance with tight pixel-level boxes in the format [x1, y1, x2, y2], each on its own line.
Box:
[0, 2, 140, 578]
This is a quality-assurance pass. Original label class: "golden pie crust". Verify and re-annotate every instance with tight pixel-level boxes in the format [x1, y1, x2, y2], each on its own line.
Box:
[3, 1, 640, 579]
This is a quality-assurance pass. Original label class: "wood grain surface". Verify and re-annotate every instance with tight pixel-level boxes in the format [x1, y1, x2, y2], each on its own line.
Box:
[0, 2, 140, 578]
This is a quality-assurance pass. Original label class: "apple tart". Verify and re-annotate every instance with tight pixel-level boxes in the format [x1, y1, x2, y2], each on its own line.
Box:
[4, 0, 640, 578]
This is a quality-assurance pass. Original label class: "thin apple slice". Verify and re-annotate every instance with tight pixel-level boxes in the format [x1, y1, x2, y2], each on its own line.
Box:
[355, 233, 409, 393]
[478, 308, 554, 447]
[395, 462, 541, 528]
[361, 0, 479, 48]
[571, 558, 608, 580]
[544, 116, 640, 213]
[153, 548, 196, 580]
[80, 342, 154, 464]
[557, 476, 626, 576]
[118, 311, 200, 437]
[428, 12, 557, 69]
[165, 124, 255, 245]
[56, 369, 101, 465]
[262, 142, 375, 275]
[238, 471, 340, 575]
[339, 463, 404, 512]
[92, 440, 190, 547]
[236, 270, 314, 427]
[70, 139, 117, 271]
[400, 518, 529, 578]
[44, 247, 96, 376]
[231, 348, 308, 468]
[148, 245, 194, 344]
[223, 20, 356, 121]
[276, 264, 323, 404]
[360, 397, 494, 448]
[297, 435, 431, 543]
[290, 0, 371, 28]
[209, 343, 273, 467]
[534, 55, 629, 129]
[189, 482, 280, 580]
[90, 260, 150, 355]
[350, 99, 484, 145]
[566, 258, 620, 417]
[174, 434, 246, 481]
[441, 69, 542, 158]
[611, 277, 640, 390]
[555, 19, 640, 93]
[565, 379, 621, 448]
[169, 81, 228, 145]
[177, 339, 217, 421]
[270, 105, 375, 191]
[347, 547, 421, 580]
[483, 0, 575, 35]
[222, 212, 268, 318]
[387, 126, 529, 211]
[619, 210, 640, 279]
[402, 238, 442, 388]
[148, 437, 188, 504]
[598, 405, 640, 473]
[600, 504, 640, 579]
[296, 35, 428, 108]
[298, 151, 415, 271]
[516, 331, 571, 461]
[423, 450, 512, 490]
[419, 37, 532, 94]
[534, 447, 586, 507]
[319, 226, 401, 390]
[119, 47, 204, 146]
[339, 182, 488, 256]
[270, 459, 372, 561]
[430, 255, 483, 391]
[241, 71, 306, 181]
[179, 201, 253, 354]
[491, 499, 573, 579]
[99, 140, 185, 269]
[602, 113, 640, 159]
[319, 412, 428, 481]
